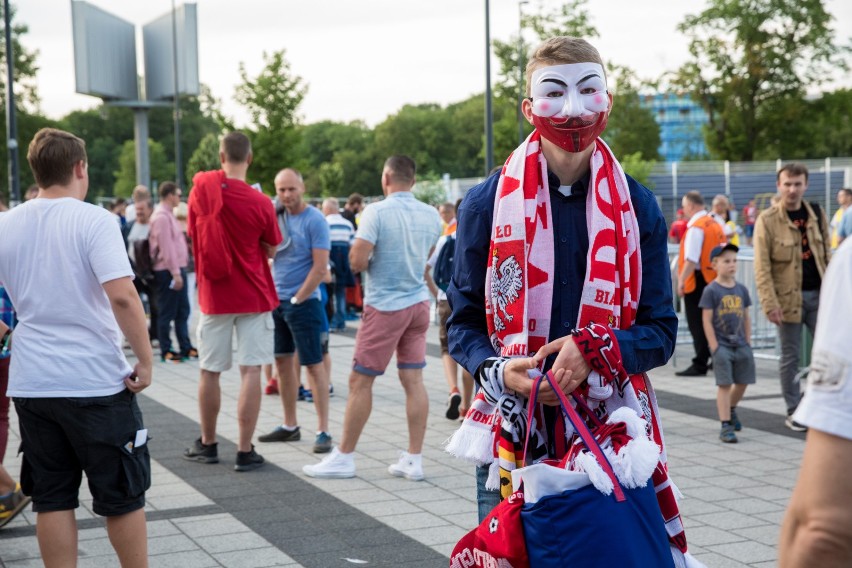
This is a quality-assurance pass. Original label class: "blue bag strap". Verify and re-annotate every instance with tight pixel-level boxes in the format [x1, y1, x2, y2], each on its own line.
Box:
[525, 370, 626, 502]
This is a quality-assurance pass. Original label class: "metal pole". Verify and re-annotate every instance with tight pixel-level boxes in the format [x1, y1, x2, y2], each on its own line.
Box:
[516, 1, 527, 146]
[724, 160, 731, 197]
[484, 0, 493, 175]
[4, 0, 19, 204]
[825, 157, 831, 214]
[171, 0, 183, 188]
[134, 109, 151, 191]
[671, 161, 678, 219]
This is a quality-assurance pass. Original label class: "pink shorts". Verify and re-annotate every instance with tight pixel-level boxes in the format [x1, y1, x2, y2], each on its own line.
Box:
[352, 301, 430, 376]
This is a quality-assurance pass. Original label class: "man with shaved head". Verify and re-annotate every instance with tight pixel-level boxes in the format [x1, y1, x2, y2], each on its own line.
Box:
[258, 168, 333, 453]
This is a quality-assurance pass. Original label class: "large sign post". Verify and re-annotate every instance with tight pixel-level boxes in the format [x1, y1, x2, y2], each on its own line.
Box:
[71, 1, 199, 191]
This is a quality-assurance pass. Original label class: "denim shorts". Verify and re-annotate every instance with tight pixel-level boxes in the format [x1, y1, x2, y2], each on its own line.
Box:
[14, 389, 150, 516]
[273, 298, 325, 366]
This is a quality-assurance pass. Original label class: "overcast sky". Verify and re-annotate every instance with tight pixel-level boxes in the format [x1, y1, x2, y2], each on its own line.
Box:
[16, 0, 852, 128]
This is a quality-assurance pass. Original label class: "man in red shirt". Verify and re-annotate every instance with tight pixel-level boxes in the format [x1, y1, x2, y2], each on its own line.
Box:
[184, 132, 282, 472]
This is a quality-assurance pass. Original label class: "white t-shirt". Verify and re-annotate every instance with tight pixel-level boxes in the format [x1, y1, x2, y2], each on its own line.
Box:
[794, 238, 852, 439]
[0, 198, 134, 397]
[683, 210, 708, 264]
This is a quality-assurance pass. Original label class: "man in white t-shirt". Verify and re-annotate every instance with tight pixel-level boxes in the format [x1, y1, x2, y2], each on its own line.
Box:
[0, 128, 153, 566]
[780, 237, 852, 566]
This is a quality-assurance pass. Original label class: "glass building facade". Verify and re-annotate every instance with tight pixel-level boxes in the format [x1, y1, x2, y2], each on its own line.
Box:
[640, 93, 709, 162]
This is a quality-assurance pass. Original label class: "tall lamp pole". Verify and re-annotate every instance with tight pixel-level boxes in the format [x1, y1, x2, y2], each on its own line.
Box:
[517, 1, 528, 146]
[4, 0, 19, 204]
[171, 0, 183, 189]
[484, 0, 493, 175]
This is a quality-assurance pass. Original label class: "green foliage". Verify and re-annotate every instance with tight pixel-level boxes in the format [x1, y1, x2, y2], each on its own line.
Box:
[674, 0, 850, 161]
[235, 50, 307, 191]
[113, 139, 174, 198]
[296, 120, 379, 196]
[148, 93, 221, 188]
[373, 104, 454, 180]
[412, 181, 448, 207]
[604, 65, 661, 161]
[185, 133, 221, 188]
[618, 152, 656, 188]
[317, 162, 344, 198]
[0, 2, 40, 111]
[0, 2, 52, 203]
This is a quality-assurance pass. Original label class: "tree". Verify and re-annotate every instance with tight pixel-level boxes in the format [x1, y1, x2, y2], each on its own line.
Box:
[61, 106, 133, 199]
[317, 162, 344, 198]
[0, 2, 39, 111]
[185, 133, 221, 188]
[491, 0, 598, 130]
[295, 120, 380, 196]
[0, 2, 49, 202]
[113, 139, 174, 198]
[604, 65, 661, 161]
[148, 89, 221, 188]
[234, 50, 307, 190]
[674, 0, 850, 161]
[373, 104, 454, 180]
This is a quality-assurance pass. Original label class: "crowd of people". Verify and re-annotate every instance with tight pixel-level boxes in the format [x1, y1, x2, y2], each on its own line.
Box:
[1, 33, 851, 568]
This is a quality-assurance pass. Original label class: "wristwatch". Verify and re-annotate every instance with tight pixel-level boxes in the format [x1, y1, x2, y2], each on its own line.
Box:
[290, 296, 300, 305]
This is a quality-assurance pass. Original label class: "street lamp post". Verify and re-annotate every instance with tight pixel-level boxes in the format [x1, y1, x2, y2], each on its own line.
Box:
[171, 0, 183, 189]
[517, 0, 528, 146]
[484, 0, 493, 175]
[4, 0, 20, 204]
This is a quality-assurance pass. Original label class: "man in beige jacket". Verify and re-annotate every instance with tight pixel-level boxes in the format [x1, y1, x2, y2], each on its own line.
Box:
[754, 162, 829, 432]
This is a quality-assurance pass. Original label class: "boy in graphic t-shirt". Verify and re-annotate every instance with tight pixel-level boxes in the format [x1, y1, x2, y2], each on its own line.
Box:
[700, 243, 756, 443]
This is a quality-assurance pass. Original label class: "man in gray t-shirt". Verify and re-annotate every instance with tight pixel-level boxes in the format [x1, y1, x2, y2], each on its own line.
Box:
[303, 155, 442, 481]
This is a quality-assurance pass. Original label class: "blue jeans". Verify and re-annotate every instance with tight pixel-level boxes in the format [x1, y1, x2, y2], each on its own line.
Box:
[154, 268, 192, 355]
[273, 299, 325, 366]
[476, 464, 502, 523]
[331, 284, 347, 330]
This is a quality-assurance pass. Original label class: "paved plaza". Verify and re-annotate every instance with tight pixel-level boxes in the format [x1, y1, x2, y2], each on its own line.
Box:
[1, 314, 805, 567]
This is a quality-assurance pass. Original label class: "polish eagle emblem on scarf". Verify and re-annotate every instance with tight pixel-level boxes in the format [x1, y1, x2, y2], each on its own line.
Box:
[490, 254, 523, 332]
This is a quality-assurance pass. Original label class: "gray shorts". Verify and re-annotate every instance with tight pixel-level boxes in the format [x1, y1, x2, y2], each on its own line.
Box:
[712, 344, 756, 386]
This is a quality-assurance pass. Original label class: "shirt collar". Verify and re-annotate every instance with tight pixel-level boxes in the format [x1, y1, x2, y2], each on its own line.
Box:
[687, 210, 708, 226]
[546, 170, 590, 198]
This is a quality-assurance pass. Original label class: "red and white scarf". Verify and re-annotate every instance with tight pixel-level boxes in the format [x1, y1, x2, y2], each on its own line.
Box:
[447, 132, 693, 559]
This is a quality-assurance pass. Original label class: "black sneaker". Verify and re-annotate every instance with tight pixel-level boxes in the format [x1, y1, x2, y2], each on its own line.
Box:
[183, 438, 219, 463]
[675, 365, 706, 377]
[258, 425, 301, 443]
[234, 445, 265, 472]
[446, 391, 462, 420]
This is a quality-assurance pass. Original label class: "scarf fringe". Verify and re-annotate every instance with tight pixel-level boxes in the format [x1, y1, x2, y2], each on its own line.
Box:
[486, 460, 502, 491]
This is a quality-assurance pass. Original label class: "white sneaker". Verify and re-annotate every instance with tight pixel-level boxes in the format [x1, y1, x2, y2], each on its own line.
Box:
[387, 451, 424, 481]
[302, 447, 356, 479]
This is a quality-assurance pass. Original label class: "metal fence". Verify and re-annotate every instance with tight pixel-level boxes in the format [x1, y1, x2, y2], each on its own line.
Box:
[447, 157, 852, 225]
[667, 245, 781, 368]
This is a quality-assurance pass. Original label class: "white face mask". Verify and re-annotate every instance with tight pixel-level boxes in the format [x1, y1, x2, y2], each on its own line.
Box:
[529, 62, 610, 152]
[530, 63, 609, 119]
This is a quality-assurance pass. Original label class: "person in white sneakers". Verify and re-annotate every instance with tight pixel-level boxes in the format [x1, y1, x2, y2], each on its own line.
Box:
[302, 155, 441, 481]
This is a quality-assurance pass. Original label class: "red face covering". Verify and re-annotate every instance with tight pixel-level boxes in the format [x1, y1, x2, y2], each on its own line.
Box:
[529, 62, 611, 153]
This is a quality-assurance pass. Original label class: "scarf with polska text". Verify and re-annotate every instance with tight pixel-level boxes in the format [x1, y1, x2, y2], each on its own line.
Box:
[446, 131, 690, 556]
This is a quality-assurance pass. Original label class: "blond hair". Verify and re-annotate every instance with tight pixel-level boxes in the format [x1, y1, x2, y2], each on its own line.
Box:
[525, 37, 606, 97]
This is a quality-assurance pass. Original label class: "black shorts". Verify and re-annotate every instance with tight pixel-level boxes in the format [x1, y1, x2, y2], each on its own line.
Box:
[14, 389, 151, 516]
